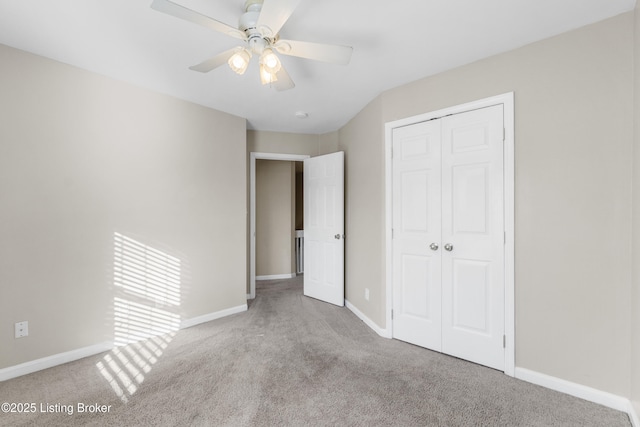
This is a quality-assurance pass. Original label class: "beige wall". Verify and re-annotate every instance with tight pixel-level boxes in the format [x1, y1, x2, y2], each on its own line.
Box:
[0, 44, 247, 369]
[319, 131, 340, 155]
[256, 160, 296, 277]
[338, 98, 385, 319]
[295, 168, 304, 230]
[247, 129, 340, 156]
[632, 3, 640, 419]
[248, 130, 320, 156]
[339, 13, 634, 398]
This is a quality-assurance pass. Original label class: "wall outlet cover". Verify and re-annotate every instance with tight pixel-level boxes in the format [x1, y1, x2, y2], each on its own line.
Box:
[15, 321, 28, 338]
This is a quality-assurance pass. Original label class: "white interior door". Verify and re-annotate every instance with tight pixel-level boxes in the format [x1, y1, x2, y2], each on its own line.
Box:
[303, 152, 344, 306]
[441, 105, 505, 371]
[392, 105, 505, 371]
[392, 121, 442, 350]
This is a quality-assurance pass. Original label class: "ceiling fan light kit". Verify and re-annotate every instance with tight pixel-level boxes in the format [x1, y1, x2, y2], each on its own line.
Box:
[259, 63, 278, 85]
[150, 0, 353, 91]
[228, 48, 252, 75]
[261, 48, 281, 72]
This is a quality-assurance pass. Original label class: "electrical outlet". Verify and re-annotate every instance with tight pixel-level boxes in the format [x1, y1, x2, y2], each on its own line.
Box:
[365, 288, 370, 301]
[15, 321, 28, 338]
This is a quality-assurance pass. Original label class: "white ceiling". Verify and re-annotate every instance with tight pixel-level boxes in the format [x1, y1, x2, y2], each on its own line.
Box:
[0, 0, 635, 134]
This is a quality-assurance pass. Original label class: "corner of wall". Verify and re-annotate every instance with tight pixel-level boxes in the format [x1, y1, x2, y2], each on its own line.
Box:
[318, 131, 339, 155]
[337, 95, 386, 330]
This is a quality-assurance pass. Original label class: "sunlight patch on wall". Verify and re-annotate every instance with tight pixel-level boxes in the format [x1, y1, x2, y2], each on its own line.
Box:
[97, 232, 182, 403]
[113, 232, 181, 308]
[113, 297, 180, 346]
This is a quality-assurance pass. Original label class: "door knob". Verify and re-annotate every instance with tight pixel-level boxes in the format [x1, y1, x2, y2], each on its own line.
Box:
[429, 243, 439, 251]
[334, 234, 341, 240]
[444, 243, 453, 252]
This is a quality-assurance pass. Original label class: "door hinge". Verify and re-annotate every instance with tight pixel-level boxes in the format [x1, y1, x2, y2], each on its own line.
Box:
[392, 228, 394, 239]
[391, 309, 394, 320]
[504, 231, 506, 245]
[503, 128, 506, 141]
[503, 335, 506, 348]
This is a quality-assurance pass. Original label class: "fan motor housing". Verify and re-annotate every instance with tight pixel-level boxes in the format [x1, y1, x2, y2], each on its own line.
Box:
[239, 10, 260, 32]
[240, 0, 263, 31]
[240, 0, 272, 53]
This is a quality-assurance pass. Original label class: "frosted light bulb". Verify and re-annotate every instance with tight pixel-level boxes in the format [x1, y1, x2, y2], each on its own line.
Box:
[232, 55, 246, 69]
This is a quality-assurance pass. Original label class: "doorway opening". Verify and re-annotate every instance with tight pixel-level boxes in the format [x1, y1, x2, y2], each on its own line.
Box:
[249, 153, 310, 299]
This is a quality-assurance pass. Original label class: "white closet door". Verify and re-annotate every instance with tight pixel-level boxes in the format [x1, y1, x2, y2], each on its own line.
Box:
[441, 105, 505, 371]
[392, 120, 442, 350]
[391, 104, 505, 371]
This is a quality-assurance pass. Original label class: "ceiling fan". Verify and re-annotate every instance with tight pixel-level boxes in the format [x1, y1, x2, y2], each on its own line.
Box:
[150, 0, 354, 91]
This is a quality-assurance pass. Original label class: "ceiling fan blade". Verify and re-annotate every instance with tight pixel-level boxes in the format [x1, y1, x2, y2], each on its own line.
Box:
[189, 48, 238, 73]
[151, 0, 246, 40]
[273, 39, 353, 65]
[256, 0, 302, 38]
[273, 63, 295, 91]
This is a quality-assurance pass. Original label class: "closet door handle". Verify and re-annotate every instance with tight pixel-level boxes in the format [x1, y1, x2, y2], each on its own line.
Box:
[429, 243, 439, 251]
[444, 243, 453, 252]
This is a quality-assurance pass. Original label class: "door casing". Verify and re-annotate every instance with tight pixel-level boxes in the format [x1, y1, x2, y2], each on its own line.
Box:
[384, 92, 515, 376]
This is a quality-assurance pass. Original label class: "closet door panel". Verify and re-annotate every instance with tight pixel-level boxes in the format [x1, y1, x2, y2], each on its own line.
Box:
[441, 105, 505, 371]
[392, 121, 442, 350]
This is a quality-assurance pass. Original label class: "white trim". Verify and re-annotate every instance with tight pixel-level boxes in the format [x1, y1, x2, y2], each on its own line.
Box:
[384, 92, 516, 376]
[515, 367, 631, 413]
[384, 122, 394, 337]
[0, 341, 113, 382]
[249, 152, 310, 300]
[502, 93, 516, 377]
[346, 299, 392, 338]
[1, 304, 248, 381]
[255, 273, 296, 281]
[180, 304, 247, 329]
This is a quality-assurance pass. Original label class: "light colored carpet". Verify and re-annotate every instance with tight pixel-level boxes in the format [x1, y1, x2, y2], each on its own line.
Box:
[0, 276, 631, 426]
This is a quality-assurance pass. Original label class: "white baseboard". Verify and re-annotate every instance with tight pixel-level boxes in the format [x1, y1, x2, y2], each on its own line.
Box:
[345, 299, 391, 338]
[180, 304, 247, 329]
[629, 401, 640, 427]
[0, 304, 248, 382]
[256, 273, 296, 281]
[515, 367, 630, 414]
[0, 341, 113, 382]
[344, 316, 637, 421]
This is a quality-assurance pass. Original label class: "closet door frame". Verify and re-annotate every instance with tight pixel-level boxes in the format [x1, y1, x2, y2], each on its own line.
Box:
[384, 92, 515, 377]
